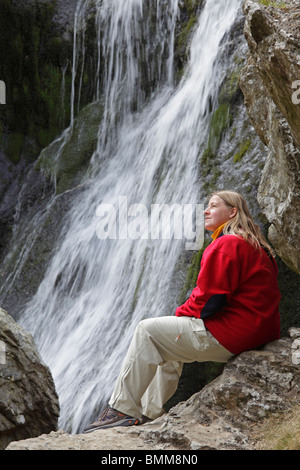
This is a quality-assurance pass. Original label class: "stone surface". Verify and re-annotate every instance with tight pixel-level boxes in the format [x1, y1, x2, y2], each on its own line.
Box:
[290, 329, 300, 365]
[0, 308, 59, 450]
[240, 0, 300, 274]
[6, 332, 300, 450]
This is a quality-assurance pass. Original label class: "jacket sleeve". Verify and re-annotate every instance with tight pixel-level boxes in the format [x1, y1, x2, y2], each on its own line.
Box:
[175, 244, 240, 319]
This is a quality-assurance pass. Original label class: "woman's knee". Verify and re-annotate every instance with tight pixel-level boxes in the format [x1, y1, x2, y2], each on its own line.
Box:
[136, 318, 156, 336]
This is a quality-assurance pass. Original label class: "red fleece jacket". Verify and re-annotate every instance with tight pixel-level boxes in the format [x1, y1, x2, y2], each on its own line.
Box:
[175, 234, 281, 355]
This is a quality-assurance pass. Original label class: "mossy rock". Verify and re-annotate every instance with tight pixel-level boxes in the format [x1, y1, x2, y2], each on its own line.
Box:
[233, 138, 252, 163]
[200, 103, 233, 180]
[209, 104, 233, 153]
[5, 132, 24, 164]
[219, 58, 244, 106]
[174, 0, 204, 80]
[36, 100, 104, 194]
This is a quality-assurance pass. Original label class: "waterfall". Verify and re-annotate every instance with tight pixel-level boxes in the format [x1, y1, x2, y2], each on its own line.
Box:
[18, 0, 243, 433]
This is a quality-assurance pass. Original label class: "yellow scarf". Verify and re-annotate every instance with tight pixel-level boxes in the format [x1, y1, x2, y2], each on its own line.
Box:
[211, 223, 226, 241]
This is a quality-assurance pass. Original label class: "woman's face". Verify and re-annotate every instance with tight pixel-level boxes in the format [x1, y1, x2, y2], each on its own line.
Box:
[204, 195, 237, 232]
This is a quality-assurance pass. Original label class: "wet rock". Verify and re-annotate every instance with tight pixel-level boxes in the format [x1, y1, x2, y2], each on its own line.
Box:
[0, 307, 59, 450]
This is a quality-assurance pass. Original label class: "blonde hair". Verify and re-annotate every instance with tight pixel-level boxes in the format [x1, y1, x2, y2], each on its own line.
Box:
[209, 190, 275, 257]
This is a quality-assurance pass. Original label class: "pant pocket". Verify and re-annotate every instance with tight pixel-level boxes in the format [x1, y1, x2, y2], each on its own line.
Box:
[188, 318, 211, 351]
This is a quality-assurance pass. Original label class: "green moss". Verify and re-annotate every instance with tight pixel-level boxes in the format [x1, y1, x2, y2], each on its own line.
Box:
[174, 1, 203, 81]
[258, 0, 287, 8]
[177, 241, 210, 306]
[210, 104, 233, 152]
[198, 52, 246, 194]
[229, 127, 237, 142]
[0, 1, 65, 158]
[219, 69, 241, 105]
[178, 0, 201, 36]
[233, 138, 252, 163]
[6, 132, 24, 163]
[177, 14, 197, 51]
[201, 146, 215, 168]
[36, 101, 104, 194]
[0, 0, 86, 164]
[199, 53, 243, 168]
[200, 103, 232, 181]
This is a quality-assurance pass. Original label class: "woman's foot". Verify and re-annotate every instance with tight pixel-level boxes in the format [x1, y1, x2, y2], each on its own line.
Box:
[83, 407, 141, 433]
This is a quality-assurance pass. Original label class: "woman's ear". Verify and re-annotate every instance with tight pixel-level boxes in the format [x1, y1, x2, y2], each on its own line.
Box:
[229, 207, 237, 219]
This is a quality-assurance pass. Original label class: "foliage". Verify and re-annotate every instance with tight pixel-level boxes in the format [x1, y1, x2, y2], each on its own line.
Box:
[251, 405, 300, 450]
[259, 0, 287, 8]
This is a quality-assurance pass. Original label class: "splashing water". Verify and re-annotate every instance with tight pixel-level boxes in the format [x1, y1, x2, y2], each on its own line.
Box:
[19, 0, 242, 432]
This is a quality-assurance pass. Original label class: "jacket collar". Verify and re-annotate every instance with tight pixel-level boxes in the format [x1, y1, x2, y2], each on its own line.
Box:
[211, 223, 226, 241]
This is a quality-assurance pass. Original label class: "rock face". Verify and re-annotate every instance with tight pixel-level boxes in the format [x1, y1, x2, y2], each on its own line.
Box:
[6, 329, 300, 450]
[239, 0, 300, 274]
[0, 308, 59, 450]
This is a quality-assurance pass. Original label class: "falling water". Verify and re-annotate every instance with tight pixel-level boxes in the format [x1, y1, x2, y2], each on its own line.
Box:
[18, 0, 243, 433]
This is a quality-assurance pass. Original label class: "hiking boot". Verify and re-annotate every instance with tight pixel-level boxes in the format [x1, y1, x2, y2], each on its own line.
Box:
[83, 407, 140, 433]
[138, 415, 152, 425]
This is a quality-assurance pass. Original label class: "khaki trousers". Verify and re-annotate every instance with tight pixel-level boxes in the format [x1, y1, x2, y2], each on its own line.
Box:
[109, 316, 233, 420]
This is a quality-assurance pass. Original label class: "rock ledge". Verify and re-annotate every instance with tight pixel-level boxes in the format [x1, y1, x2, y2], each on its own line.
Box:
[6, 328, 300, 450]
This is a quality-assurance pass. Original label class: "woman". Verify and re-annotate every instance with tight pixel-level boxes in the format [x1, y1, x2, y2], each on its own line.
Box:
[83, 191, 281, 432]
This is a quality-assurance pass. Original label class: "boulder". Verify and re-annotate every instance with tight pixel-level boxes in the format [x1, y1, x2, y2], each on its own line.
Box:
[0, 307, 59, 450]
[5, 329, 300, 450]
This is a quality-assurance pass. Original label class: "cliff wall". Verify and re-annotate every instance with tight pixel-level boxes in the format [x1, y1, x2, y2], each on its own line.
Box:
[240, 0, 300, 274]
